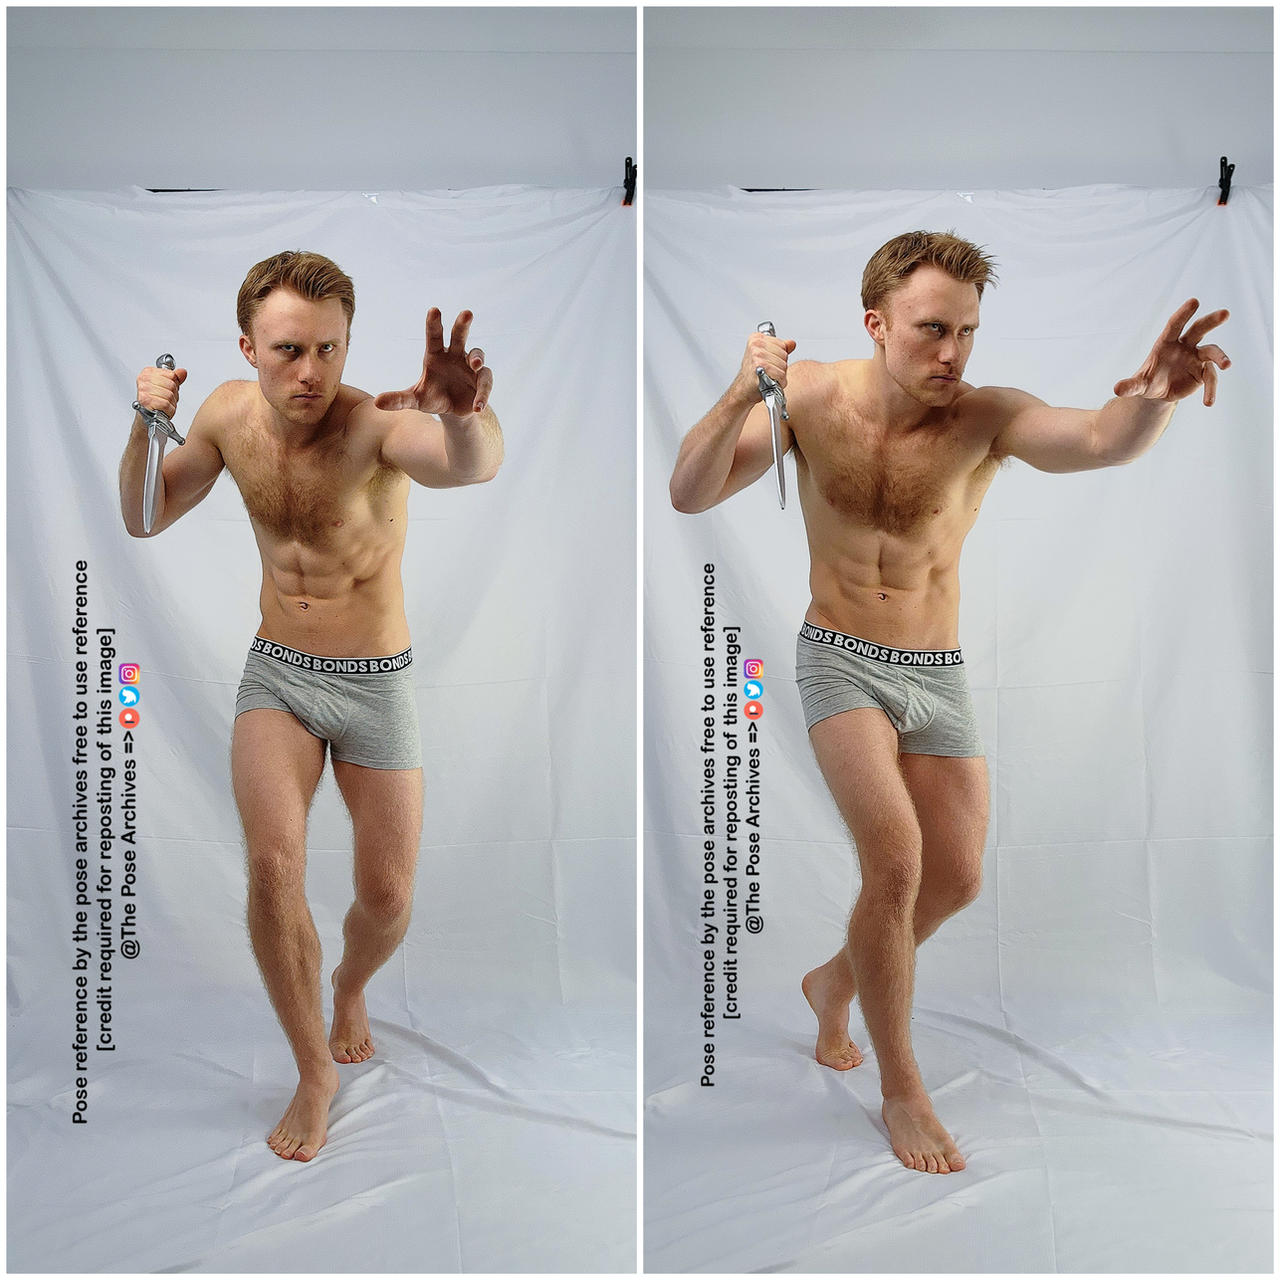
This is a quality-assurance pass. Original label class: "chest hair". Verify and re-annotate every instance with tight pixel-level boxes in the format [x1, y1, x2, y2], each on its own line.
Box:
[809, 419, 995, 537]
[227, 426, 392, 544]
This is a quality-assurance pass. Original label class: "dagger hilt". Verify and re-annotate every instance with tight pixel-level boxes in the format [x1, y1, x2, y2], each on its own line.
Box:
[754, 321, 789, 420]
[132, 353, 186, 446]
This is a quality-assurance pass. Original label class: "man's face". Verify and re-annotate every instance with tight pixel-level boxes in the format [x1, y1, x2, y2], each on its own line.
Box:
[865, 265, 980, 406]
[238, 289, 349, 424]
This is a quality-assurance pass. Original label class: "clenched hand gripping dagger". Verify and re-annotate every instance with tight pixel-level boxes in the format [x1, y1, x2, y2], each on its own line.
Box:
[131, 354, 186, 534]
[755, 322, 788, 509]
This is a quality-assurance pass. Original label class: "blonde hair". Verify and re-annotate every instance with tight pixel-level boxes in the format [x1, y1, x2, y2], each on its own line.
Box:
[236, 250, 355, 336]
[861, 231, 997, 312]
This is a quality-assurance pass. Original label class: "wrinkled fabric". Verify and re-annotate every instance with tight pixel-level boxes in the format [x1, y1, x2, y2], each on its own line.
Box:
[644, 185, 1272, 1272]
[8, 186, 635, 1272]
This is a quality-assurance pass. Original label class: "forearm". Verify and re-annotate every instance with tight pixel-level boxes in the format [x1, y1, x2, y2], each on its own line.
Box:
[1094, 395, 1177, 464]
[119, 414, 163, 537]
[669, 380, 756, 513]
[439, 405, 503, 483]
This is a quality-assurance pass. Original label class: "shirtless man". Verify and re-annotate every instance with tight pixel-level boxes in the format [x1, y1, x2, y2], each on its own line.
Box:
[669, 230, 1229, 1175]
[120, 250, 502, 1162]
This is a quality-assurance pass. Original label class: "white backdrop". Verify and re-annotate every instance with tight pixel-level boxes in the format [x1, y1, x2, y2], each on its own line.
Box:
[643, 185, 1272, 1272]
[8, 187, 635, 1272]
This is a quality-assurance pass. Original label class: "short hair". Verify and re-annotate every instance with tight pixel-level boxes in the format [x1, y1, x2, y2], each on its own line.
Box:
[861, 231, 998, 313]
[236, 250, 355, 336]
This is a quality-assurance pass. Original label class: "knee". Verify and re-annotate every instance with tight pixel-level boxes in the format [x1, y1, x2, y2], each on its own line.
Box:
[857, 832, 923, 912]
[945, 865, 983, 912]
[245, 843, 305, 901]
[928, 862, 983, 915]
[355, 877, 414, 925]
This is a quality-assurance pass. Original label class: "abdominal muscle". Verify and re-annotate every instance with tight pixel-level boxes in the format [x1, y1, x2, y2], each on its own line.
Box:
[253, 524, 411, 657]
[800, 485, 972, 651]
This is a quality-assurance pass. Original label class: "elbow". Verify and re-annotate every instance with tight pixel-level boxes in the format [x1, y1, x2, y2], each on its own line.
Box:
[669, 467, 714, 514]
[467, 453, 503, 485]
[120, 507, 151, 538]
[461, 440, 504, 486]
[669, 480, 703, 515]
[1094, 435, 1142, 469]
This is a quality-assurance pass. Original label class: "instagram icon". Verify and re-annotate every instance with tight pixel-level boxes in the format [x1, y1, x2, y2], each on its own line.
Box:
[119, 663, 141, 684]
[743, 659, 764, 679]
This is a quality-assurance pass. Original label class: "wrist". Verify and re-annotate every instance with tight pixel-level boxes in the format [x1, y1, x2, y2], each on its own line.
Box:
[439, 409, 480, 430]
[727, 374, 759, 409]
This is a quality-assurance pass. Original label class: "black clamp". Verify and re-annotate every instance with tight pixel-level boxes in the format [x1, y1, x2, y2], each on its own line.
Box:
[1217, 156, 1235, 206]
[623, 156, 637, 207]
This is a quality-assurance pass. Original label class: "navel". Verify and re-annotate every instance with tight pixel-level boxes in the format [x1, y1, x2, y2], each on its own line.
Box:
[298, 601, 310, 611]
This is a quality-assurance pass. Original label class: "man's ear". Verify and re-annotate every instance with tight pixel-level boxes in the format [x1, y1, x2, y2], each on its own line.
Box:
[864, 308, 888, 349]
[238, 333, 258, 368]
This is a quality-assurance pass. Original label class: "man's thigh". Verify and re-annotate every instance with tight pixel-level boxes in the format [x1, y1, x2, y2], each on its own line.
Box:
[898, 753, 989, 880]
[231, 709, 329, 888]
[332, 761, 424, 888]
[808, 708, 921, 867]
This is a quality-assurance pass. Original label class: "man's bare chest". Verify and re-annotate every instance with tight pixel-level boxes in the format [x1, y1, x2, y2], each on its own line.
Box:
[221, 425, 395, 545]
[798, 414, 996, 538]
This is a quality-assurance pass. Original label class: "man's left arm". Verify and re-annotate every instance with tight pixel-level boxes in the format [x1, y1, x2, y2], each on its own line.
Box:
[373, 308, 504, 487]
[990, 299, 1230, 472]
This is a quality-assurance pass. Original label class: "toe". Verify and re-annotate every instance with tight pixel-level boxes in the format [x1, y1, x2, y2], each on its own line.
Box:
[294, 1145, 317, 1162]
[947, 1149, 966, 1171]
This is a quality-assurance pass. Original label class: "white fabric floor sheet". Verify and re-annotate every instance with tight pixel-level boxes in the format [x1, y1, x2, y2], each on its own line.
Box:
[643, 185, 1273, 1272]
[8, 187, 636, 1272]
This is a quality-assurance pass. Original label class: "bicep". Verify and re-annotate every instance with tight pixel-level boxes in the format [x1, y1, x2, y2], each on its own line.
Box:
[990, 387, 1104, 474]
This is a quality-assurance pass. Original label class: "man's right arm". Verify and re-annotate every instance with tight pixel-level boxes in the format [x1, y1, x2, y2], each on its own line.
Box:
[669, 331, 797, 514]
[119, 369, 228, 538]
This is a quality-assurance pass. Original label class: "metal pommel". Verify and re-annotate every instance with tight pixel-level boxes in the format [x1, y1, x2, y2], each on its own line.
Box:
[132, 353, 186, 446]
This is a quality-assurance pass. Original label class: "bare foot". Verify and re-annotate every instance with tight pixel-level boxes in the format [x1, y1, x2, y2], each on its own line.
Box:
[329, 966, 375, 1064]
[267, 1067, 340, 1162]
[801, 962, 864, 1070]
[882, 1094, 966, 1173]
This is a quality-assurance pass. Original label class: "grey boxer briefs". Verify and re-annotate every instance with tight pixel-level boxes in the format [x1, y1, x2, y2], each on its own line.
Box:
[795, 620, 983, 757]
[235, 637, 422, 770]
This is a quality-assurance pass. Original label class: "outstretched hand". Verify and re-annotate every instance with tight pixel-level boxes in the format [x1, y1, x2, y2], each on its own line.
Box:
[1114, 299, 1230, 407]
[375, 309, 493, 419]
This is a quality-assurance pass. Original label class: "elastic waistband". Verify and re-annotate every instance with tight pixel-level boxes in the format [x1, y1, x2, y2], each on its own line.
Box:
[798, 620, 963, 667]
[249, 637, 413, 674]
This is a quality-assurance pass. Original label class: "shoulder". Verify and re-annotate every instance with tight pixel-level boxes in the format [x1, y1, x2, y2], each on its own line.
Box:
[187, 380, 252, 446]
[956, 385, 1045, 459]
[196, 379, 253, 415]
[959, 384, 1042, 417]
[785, 357, 851, 407]
[338, 385, 382, 429]
[340, 386, 400, 450]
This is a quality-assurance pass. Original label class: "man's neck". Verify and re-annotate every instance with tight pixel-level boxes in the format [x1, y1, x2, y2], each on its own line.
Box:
[862, 354, 944, 435]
